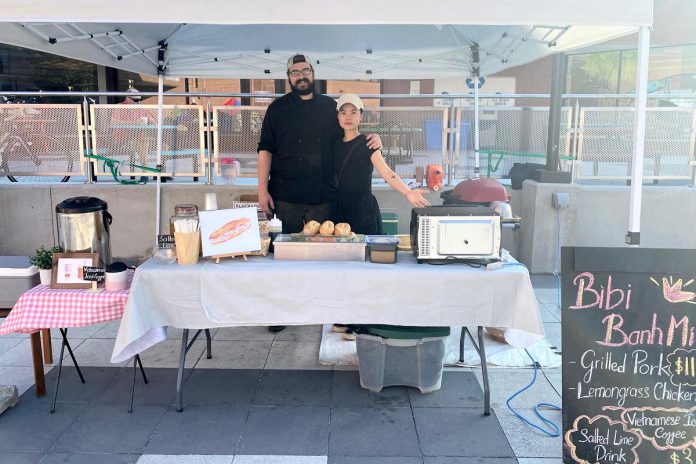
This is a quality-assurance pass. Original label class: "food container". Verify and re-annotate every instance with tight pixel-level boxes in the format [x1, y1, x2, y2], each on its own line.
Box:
[105, 262, 129, 292]
[0, 256, 39, 309]
[273, 234, 366, 262]
[219, 157, 241, 184]
[366, 235, 400, 264]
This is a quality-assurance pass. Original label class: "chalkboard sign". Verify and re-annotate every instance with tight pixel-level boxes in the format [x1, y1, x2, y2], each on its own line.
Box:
[563, 247, 696, 464]
[82, 266, 105, 283]
[157, 234, 175, 249]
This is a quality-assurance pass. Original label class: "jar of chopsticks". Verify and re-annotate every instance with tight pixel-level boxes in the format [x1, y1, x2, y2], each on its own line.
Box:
[172, 216, 200, 265]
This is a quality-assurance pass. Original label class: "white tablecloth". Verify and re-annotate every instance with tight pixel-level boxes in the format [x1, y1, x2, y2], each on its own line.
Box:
[111, 255, 543, 363]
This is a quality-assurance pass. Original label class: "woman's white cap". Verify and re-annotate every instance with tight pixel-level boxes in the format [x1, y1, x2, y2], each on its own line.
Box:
[336, 93, 364, 112]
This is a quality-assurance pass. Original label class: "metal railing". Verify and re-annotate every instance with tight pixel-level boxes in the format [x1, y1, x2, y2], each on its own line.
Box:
[1, 91, 695, 185]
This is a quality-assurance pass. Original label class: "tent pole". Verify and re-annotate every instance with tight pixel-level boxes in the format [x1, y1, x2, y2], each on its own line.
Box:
[626, 25, 651, 246]
[474, 77, 480, 179]
[155, 74, 164, 245]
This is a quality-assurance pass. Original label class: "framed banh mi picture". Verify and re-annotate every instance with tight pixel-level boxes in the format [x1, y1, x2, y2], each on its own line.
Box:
[199, 207, 261, 257]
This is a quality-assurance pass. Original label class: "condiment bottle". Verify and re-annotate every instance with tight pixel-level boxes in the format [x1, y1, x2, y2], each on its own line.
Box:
[268, 214, 282, 253]
[169, 204, 199, 235]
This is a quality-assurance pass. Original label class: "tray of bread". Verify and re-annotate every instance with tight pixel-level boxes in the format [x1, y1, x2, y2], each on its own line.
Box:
[273, 220, 366, 261]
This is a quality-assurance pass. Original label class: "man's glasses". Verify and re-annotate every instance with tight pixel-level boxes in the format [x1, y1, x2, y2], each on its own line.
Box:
[288, 68, 313, 77]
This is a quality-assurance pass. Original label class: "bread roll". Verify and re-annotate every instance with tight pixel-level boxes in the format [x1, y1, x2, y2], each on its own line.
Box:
[319, 220, 335, 235]
[334, 223, 352, 236]
[302, 220, 321, 235]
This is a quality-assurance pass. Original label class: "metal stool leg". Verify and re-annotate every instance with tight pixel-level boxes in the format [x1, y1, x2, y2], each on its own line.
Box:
[128, 354, 148, 413]
[204, 329, 212, 359]
[478, 326, 491, 416]
[176, 329, 189, 413]
[60, 329, 85, 383]
[50, 330, 67, 413]
[459, 327, 466, 362]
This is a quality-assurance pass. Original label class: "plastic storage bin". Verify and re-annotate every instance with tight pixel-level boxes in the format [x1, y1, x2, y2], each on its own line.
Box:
[356, 328, 449, 393]
[0, 256, 39, 309]
[380, 209, 398, 235]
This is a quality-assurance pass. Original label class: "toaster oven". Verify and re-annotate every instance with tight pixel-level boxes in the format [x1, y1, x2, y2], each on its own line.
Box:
[410, 206, 501, 262]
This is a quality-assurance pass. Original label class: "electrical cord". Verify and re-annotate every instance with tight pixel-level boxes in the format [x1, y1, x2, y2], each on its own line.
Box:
[506, 349, 562, 437]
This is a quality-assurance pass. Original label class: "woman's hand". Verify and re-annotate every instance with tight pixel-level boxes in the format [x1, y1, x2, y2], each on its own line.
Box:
[405, 189, 431, 208]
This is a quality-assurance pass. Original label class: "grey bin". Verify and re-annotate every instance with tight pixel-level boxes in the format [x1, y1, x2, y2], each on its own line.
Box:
[355, 333, 448, 393]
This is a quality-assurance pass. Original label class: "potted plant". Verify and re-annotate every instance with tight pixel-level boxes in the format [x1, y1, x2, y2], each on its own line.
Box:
[29, 246, 62, 285]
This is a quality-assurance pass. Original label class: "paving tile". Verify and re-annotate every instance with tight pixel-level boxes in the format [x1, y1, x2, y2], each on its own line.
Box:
[273, 325, 323, 342]
[536, 288, 560, 307]
[91, 320, 121, 338]
[265, 340, 329, 370]
[329, 407, 420, 457]
[165, 327, 219, 341]
[542, 323, 561, 352]
[538, 306, 559, 323]
[0, 402, 87, 452]
[0, 337, 84, 367]
[144, 405, 247, 455]
[413, 407, 514, 457]
[233, 456, 326, 464]
[194, 340, 271, 369]
[214, 326, 275, 341]
[517, 459, 562, 464]
[543, 371, 562, 397]
[21, 366, 119, 405]
[0, 366, 42, 396]
[138, 339, 206, 369]
[473, 370, 560, 409]
[71, 339, 127, 367]
[254, 370, 331, 406]
[138, 456, 233, 464]
[423, 458, 518, 463]
[0, 336, 23, 356]
[51, 403, 168, 454]
[238, 406, 329, 456]
[329, 457, 422, 464]
[182, 369, 260, 405]
[42, 453, 140, 463]
[408, 371, 483, 408]
[494, 407, 562, 458]
[0, 452, 45, 464]
[96, 367, 188, 406]
[331, 371, 409, 407]
[52, 324, 105, 339]
[530, 274, 558, 288]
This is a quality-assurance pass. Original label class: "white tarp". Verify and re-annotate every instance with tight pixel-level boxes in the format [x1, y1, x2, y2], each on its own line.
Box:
[0, 0, 653, 78]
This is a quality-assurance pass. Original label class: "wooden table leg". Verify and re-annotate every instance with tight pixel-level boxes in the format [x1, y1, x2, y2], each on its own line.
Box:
[42, 329, 53, 364]
[30, 332, 46, 397]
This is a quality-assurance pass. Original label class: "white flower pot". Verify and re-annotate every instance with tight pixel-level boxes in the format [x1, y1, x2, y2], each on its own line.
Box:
[39, 269, 52, 285]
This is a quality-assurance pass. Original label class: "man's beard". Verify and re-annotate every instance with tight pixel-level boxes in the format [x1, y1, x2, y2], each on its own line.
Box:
[289, 78, 315, 96]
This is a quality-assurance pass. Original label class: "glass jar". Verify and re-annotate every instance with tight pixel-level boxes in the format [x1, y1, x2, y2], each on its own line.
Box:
[169, 204, 199, 235]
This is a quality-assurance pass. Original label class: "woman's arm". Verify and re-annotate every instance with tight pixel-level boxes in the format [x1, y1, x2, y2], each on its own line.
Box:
[371, 150, 430, 207]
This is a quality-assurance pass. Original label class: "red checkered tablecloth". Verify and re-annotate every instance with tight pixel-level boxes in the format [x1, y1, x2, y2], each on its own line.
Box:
[0, 272, 132, 335]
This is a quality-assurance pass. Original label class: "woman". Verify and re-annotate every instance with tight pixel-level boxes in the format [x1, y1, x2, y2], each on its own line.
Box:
[332, 94, 430, 340]
[333, 93, 430, 235]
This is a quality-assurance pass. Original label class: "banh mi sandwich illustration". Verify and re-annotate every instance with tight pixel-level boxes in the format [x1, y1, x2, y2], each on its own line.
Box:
[208, 217, 251, 245]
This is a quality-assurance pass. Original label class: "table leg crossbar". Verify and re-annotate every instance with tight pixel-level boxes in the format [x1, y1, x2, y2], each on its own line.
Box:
[460, 326, 491, 416]
[176, 328, 213, 412]
[50, 328, 148, 414]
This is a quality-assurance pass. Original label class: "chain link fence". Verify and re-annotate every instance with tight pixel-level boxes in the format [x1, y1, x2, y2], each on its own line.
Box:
[0, 104, 83, 181]
[2, 94, 696, 185]
[91, 104, 206, 177]
[576, 107, 696, 181]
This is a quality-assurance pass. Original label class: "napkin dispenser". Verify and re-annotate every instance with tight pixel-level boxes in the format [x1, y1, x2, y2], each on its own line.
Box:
[410, 206, 501, 262]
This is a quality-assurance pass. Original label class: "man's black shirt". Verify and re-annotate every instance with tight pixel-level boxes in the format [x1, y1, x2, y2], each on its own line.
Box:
[258, 92, 342, 205]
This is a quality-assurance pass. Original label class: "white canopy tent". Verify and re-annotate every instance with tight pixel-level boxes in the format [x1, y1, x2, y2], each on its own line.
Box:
[0, 0, 654, 244]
